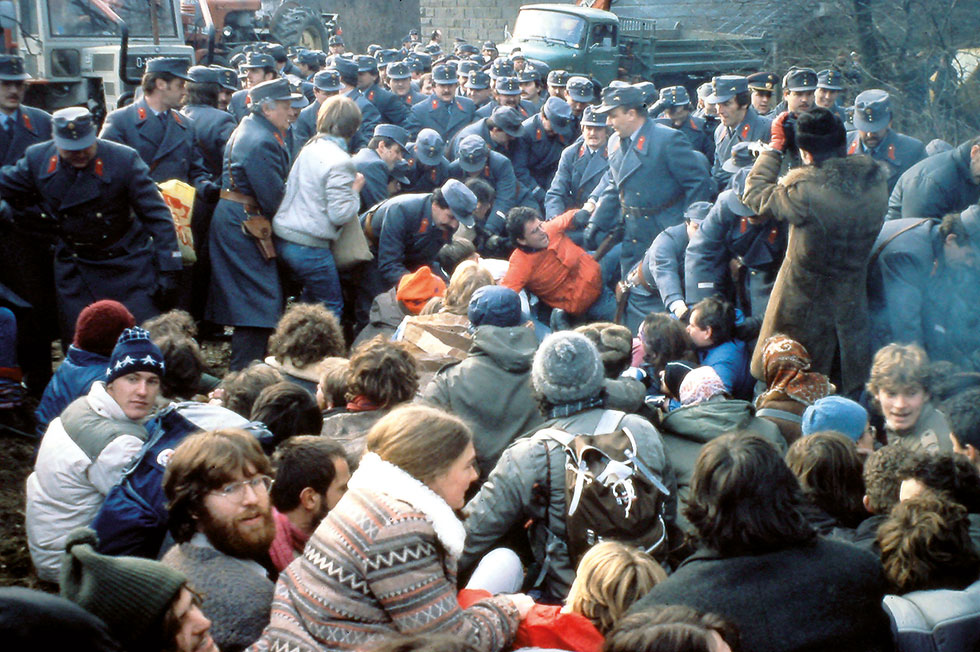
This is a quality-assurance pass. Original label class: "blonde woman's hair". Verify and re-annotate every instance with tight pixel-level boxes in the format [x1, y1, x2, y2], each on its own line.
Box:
[366, 405, 472, 484]
[442, 260, 493, 315]
[316, 94, 361, 140]
[566, 541, 668, 635]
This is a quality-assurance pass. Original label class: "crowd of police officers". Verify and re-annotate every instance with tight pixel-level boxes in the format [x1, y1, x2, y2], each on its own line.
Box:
[2, 25, 979, 393]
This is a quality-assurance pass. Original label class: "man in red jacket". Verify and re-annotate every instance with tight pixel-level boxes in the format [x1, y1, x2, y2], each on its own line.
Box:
[501, 206, 614, 330]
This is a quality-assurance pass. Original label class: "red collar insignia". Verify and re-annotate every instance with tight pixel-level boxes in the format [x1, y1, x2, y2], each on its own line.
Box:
[636, 135, 646, 151]
[483, 164, 490, 178]
[847, 139, 858, 155]
[94, 158, 104, 177]
[137, 106, 147, 120]
[432, 99, 439, 109]
[172, 111, 182, 125]
[578, 144, 585, 158]
[739, 217, 748, 233]
[21, 112, 31, 131]
[47, 154, 57, 173]
[740, 123, 750, 139]
[418, 217, 429, 233]
[535, 127, 542, 141]
[768, 226, 778, 244]
[430, 168, 437, 181]
[274, 131, 285, 148]
[245, 95, 252, 105]
[689, 118, 699, 131]
[368, 90, 375, 101]
[887, 144, 896, 161]
[456, 101, 464, 112]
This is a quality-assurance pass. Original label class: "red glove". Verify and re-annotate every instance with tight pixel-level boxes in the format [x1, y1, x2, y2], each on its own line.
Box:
[770, 111, 790, 152]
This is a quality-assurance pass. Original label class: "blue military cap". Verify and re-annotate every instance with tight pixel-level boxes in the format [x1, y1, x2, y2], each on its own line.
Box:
[443, 61, 459, 78]
[459, 44, 480, 56]
[489, 106, 523, 137]
[517, 68, 541, 83]
[248, 78, 302, 104]
[406, 57, 424, 74]
[458, 134, 490, 173]
[210, 65, 239, 91]
[458, 60, 480, 77]
[722, 141, 756, 173]
[376, 49, 401, 65]
[660, 85, 691, 107]
[146, 57, 192, 80]
[467, 70, 491, 91]
[684, 201, 712, 226]
[265, 44, 288, 62]
[52, 107, 96, 151]
[853, 89, 891, 132]
[367, 44, 382, 56]
[547, 69, 569, 87]
[296, 50, 320, 66]
[291, 88, 310, 109]
[229, 51, 247, 68]
[580, 105, 607, 127]
[782, 67, 818, 92]
[746, 71, 778, 92]
[432, 64, 456, 84]
[328, 35, 344, 46]
[566, 76, 594, 103]
[424, 44, 442, 56]
[412, 53, 432, 69]
[726, 168, 756, 217]
[332, 56, 358, 80]
[509, 50, 526, 62]
[374, 123, 410, 149]
[817, 69, 845, 91]
[241, 52, 275, 69]
[356, 55, 378, 74]
[706, 75, 748, 104]
[440, 178, 477, 227]
[0, 55, 30, 81]
[313, 69, 342, 92]
[543, 96, 573, 136]
[390, 159, 411, 186]
[496, 76, 521, 96]
[595, 85, 644, 114]
[490, 57, 514, 80]
[634, 81, 657, 106]
[696, 82, 713, 101]
[188, 66, 220, 84]
[483, 41, 497, 51]
[414, 129, 446, 167]
[386, 61, 411, 80]
[469, 285, 522, 328]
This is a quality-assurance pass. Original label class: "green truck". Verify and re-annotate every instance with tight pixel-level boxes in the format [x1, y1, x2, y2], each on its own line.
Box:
[501, 3, 770, 87]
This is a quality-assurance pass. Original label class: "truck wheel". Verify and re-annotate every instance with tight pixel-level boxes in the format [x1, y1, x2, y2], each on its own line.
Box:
[270, 2, 328, 50]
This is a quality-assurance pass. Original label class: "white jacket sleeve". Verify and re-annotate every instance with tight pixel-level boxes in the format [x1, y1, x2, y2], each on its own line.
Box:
[87, 434, 144, 495]
[324, 154, 359, 228]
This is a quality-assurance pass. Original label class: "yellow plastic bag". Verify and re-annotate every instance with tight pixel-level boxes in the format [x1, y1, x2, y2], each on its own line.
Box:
[159, 179, 196, 264]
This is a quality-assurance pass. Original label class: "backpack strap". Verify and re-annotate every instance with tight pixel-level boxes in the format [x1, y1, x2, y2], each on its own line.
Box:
[756, 407, 803, 424]
[594, 409, 627, 434]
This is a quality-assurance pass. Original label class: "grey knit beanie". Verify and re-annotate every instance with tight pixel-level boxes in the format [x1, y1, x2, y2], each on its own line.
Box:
[532, 330, 605, 404]
[60, 528, 186, 650]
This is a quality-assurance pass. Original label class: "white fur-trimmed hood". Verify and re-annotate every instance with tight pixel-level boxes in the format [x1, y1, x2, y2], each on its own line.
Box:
[347, 452, 466, 557]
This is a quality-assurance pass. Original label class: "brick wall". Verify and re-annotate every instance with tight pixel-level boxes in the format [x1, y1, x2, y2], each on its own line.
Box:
[420, 0, 566, 46]
[326, 0, 421, 53]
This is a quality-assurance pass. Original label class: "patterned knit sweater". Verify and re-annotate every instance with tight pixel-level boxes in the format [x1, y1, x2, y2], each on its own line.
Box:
[249, 486, 520, 651]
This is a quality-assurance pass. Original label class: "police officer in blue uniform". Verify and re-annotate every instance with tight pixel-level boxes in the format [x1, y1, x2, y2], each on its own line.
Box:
[475, 76, 536, 119]
[0, 107, 181, 338]
[292, 69, 340, 158]
[0, 54, 54, 393]
[591, 85, 712, 278]
[267, 44, 301, 78]
[403, 128, 450, 193]
[565, 76, 595, 136]
[653, 85, 714, 165]
[815, 69, 849, 125]
[448, 104, 523, 159]
[333, 57, 382, 153]
[513, 96, 575, 211]
[353, 123, 409, 211]
[210, 65, 238, 111]
[294, 50, 321, 81]
[709, 75, 771, 190]
[356, 179, 476, 326]
[846, 90, 926, 193]
[208, 79, 300, 370]
[411, 64, 476, 143]
[685, 162, 787, 320]
[228, 53, 279, 122]
[449, 134, 518, 235]
[465, 70, 493, 111]
[887, 137, 980, 221]
[545, 106, 610, 219]
[387, 61, 426, 110]
[747, 72, 778, 118]
[355, 55, 417, 134]
[621, 201, 711, 333]
[100, 57, 214, 200]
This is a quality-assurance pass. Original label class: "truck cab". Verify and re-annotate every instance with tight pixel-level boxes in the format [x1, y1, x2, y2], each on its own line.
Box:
[501, 4, 619, 84]
[1, 0, 194, 119]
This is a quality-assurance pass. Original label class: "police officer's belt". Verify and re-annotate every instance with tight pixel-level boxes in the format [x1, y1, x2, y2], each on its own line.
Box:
[631, 262, 657, 293]
[220, 189, 260, 213]
[621, 192, 683, 219]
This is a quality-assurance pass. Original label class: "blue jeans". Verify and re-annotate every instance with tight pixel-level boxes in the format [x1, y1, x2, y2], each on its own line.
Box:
[276, 238, 344, 318]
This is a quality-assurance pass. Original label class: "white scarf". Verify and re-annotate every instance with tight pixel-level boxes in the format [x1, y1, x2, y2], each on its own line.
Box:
[348, 452, 466, 557]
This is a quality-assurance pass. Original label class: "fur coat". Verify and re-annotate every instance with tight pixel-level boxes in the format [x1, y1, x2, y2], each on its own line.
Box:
[741, 150, 889, 395]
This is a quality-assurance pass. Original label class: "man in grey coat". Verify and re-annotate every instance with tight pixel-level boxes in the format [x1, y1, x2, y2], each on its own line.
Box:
[887, 136, 980, 221]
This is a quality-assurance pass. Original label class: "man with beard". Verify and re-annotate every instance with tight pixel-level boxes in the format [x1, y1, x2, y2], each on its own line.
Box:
[847, 90, 926, 193]
[162, 429, 277, 652]
[268, 437, 350, 571]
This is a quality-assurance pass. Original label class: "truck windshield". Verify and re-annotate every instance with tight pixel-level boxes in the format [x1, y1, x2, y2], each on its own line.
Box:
[513, 9, 586, 49]
[48, 0, 179, 38]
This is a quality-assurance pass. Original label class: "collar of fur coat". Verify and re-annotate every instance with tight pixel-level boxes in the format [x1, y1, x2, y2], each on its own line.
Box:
[263, 356, 323, 383]
[348, 452, 466, 557]
[780, 153, 888, 196]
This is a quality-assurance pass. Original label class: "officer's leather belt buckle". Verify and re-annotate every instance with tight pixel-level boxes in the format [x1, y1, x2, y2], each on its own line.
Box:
[220, 189, 260, 213]
[222, 189, 276, 260]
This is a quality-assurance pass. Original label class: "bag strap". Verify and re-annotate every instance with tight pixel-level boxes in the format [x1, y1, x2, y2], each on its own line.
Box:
[594, 409, 627, 434]
[756, 407, 803, 424]
[867, 218, 932, 268]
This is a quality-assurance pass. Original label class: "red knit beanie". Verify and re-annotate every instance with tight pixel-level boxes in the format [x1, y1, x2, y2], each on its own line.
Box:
[73, 300, 136, 357]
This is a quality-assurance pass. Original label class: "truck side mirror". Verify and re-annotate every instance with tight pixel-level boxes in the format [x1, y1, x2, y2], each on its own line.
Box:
[0, 1, 15, 31]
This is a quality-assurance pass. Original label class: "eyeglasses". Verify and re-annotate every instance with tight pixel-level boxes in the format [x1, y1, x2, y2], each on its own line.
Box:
[210, 475, 272, 502]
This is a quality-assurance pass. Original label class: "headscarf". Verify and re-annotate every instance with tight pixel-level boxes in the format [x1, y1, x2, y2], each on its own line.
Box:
[755, 334, 834, 407]
[679, 366, 728, 406]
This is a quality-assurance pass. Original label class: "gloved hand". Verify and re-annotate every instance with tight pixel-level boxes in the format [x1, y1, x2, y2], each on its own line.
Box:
[572, 208, 591, 229]
[770, 111, 790, 152]
[484, 234, 509, 256]
[153, 271, 180, 310]
[583, 223, 599, 250]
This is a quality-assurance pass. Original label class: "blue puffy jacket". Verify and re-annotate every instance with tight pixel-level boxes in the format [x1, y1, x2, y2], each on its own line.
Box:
[34, 346, 108, 436]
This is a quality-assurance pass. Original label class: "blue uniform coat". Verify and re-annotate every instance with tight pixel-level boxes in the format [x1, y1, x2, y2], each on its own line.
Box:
[181, 103, 237, 180]
[886, 140, 979, 220]
[544, 137, 609, 219]
[512, 113, 572, 206]
[711, 106, 771, 189]
[447, 150, 518, 235]
[655, 113, 714, 165]
[365, 193, 454, 288]
[352, 147, 392, 211]
[403, 142, 450, 193]
[624, 222, 688, 333]
[847, 129, 926, 193]
[411, 94, 476, 144]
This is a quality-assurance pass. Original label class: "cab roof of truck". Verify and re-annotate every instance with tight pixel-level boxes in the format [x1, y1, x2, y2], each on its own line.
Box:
[521, 4, 618, 22]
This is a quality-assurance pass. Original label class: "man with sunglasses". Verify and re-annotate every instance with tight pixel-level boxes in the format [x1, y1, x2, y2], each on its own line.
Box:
[162, 429, 277, 652]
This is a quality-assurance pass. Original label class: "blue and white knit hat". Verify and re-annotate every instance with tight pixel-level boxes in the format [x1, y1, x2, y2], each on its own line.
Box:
[105, 327, 165, 384]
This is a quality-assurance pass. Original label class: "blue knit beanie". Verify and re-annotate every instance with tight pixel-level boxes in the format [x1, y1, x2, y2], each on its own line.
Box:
[105, 327, 165, 384]
[801, 396, 868, 442]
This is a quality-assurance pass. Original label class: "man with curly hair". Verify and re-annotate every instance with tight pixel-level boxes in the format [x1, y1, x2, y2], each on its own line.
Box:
[264, 303, 346, 396]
